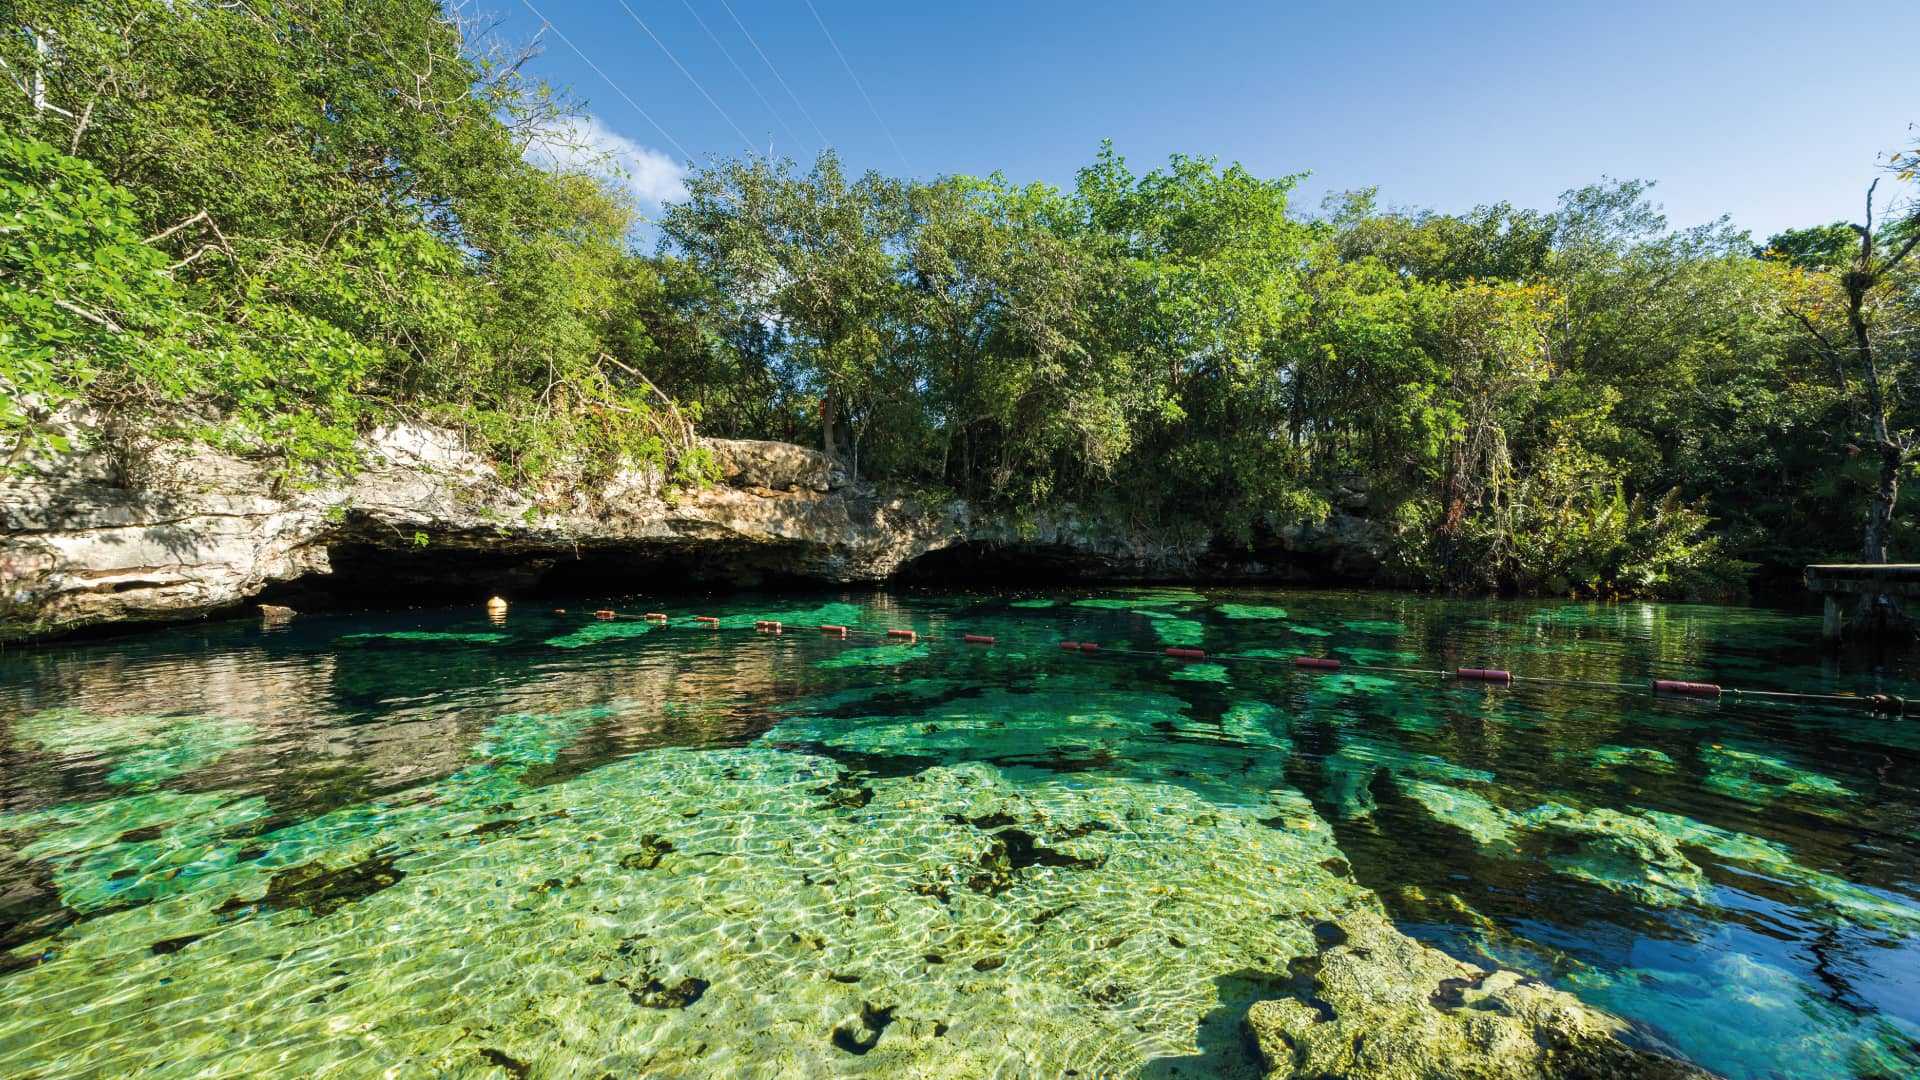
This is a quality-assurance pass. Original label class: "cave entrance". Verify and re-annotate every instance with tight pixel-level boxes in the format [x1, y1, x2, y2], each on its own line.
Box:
[891, 542, 1107, 586]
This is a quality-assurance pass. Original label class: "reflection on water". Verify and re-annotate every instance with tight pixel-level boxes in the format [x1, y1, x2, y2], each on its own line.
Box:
[1, 589, 1918, 1078]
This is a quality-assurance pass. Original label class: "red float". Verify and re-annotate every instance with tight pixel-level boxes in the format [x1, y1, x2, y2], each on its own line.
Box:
[1652, 678, 1721, 697]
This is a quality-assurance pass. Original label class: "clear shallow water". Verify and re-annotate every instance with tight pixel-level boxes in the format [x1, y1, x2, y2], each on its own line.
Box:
[1, 588, 1917, 1078]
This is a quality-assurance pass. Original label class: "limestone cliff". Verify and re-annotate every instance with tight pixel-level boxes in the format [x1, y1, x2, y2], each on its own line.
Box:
[1, 416, 1387, 641]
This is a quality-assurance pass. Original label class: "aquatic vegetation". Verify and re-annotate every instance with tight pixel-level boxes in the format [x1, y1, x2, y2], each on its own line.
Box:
[471, 706, 617, 767]
[1168, 662, 1229, 683]
[1218, 603, 1289, 620]
[1399, 780, 1517, 846]
[1309, 673, 1400, 698]
[1145, 613, 1206, 647]
[1335, 645, 1422, 665]
[1591, 744, 1676, 770]
[1069, 597, 1181, 611]
[1515, 804, 1712, 907]
[0, 791, 272, 913]
[1008, 599, 1056, 609]
[1288, 624, 1334, 637]
[1115, 587, 1208, 603]
[714, 602, 872, 631]
[1341, 620, 1406, 635]
[543, 620, 655, 649]
[1702, 744, 1855, 804]
[1322, 737, 1494, 819]
[11, 709, 250, 787]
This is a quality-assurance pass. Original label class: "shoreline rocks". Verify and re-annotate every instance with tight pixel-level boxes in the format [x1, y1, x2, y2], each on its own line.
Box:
[2, 417, 1387, 643]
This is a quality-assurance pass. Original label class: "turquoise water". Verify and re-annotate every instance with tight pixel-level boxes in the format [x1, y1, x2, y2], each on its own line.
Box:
[1, 588, 1917, 1078]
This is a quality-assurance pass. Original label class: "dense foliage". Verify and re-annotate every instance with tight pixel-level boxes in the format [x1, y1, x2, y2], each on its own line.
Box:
[4, 2, 1916, 594]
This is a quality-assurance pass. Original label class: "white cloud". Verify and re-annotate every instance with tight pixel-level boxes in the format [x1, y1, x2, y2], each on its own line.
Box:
[524, 114, 687, 208]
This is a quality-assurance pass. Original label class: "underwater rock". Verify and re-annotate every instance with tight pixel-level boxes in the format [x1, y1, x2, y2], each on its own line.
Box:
[618, 834, 675, 871]
[1245, 911, 1710, 1079]
[216, 854, 407, 918]
[1512, 805, 1710, 907]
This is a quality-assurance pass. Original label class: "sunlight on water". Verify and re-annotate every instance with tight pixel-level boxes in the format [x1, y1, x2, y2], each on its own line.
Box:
[2, 588, 1917, 1078]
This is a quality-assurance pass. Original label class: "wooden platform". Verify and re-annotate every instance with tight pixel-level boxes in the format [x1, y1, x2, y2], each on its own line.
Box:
[1804, 564, 1920, 639]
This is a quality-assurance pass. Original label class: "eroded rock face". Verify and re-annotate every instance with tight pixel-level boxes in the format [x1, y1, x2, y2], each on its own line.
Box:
[1, 415, 1389, 641]
[1246, 911, 1709, 1079]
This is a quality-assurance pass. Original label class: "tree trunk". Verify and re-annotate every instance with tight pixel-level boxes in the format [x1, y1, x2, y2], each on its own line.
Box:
[821, 388, 841, 460]
[1862, 445, 1901, 563]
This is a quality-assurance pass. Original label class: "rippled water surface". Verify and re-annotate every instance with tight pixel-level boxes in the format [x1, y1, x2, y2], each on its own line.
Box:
[3, 588, 1918, 1078]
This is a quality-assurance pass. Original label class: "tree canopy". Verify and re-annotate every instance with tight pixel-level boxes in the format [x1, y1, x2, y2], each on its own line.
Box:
[4, 1, 1915, 595]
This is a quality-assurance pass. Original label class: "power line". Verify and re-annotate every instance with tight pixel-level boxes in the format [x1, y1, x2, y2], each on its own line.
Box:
[681, 0, 807, 158]
[717, 0, 832, 151]
[802, 0, 911, 174]
[518, 0, 694, 164]
[613, 0, 760, 155]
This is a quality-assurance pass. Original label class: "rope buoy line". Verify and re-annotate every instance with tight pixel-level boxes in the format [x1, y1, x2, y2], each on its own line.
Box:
[542, 607, 1910, 717]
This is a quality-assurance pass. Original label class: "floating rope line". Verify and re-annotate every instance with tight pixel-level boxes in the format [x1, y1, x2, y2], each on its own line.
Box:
[549, 609, 1910, 717]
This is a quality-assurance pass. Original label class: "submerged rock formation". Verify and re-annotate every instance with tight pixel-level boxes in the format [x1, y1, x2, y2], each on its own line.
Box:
[1245, 911, 1709, 1079]
[1, 415, 1388, 641]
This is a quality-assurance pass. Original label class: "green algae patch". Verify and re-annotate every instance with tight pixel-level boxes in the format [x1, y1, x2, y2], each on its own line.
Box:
[1401, 780, 1517, 846]
[543, 620, 655, 649]
[1147, 615, 1206, 647]
[1312, 673, 1399, 697]
[1703, 745, 1855, 805]
[1070, 597, 1178, 611]
[0, 791, 273, 913]
[1008, 598, 1057, 609]
[1289, 624, 1334, 638]
[338, 630, 508, 645]
[1218, 604, 1289, 620]
[1169, 662, 1230, 684]
[472, 706, 613, 767]
[1515, 804, 1711, 907]
[1117, 587, 1208, 603]
[714, 601, 871, 631]
[1592, 745, 1676, 771]
[1342, 619, 1407, 635]
[1336, 646, 1422, 666]
[815, 643, 931, 669]
[12, 709, 250, 787]
[1322, 737, 1494, 820]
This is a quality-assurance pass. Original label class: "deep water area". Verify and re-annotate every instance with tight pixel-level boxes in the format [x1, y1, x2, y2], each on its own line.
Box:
[2, 588, 1917, 1078]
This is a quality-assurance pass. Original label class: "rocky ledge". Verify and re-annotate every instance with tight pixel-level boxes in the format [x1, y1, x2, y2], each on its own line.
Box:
[1, 416, 1387, 642]
[1247, 910, 1710, 1079]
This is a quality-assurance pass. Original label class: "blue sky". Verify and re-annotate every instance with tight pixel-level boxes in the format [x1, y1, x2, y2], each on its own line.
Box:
[503, 1, 1919, 238]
